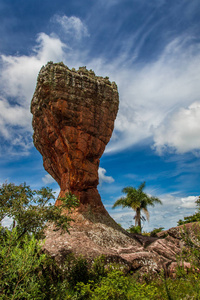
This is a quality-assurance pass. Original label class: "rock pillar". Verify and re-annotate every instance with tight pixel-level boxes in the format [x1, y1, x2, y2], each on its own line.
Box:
[31, 62, 119, 212]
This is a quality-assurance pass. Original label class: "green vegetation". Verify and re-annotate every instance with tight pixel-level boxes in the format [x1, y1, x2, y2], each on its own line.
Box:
[0, 182, 79, 299]
[1, 182, 200, 299]
[3, 246, 199, 299]
[127, 226, 164, 236]
[0, 182, 79, 239]
[150, 227, 164, 237]
[178, 196, 200, 225]
[127, 225, 142, 234]
[112, 182, 162, 232]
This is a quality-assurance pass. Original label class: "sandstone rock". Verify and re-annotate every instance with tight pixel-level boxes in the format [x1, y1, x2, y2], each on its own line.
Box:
[31, 62, 199, 278]
[31, 62, 119, 212]
[44, 221, 200, 277]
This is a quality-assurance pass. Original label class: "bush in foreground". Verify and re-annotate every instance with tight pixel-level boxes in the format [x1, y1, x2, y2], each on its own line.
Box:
[1, 182, 200, 299]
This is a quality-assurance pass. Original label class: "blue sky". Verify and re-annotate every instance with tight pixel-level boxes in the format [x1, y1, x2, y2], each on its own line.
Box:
[1, 0, 200, 231]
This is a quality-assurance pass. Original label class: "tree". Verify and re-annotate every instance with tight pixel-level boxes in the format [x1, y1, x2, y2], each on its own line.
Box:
[178, 196, 200, 225]
[0, 182, 79, 239]
[0, 182, 79, 298]
[112, 182, 162, 232]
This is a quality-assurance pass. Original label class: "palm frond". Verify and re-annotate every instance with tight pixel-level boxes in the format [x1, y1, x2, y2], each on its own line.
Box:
[122, 186, 135, 194]
[149, 196, 163, 206]
[142, 207, 149, 222]
[112, 197, 128, 209]
[138, 181, 146, 193]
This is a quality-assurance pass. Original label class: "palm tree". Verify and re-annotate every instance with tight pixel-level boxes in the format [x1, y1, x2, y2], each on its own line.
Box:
[112, 182, 162, 232]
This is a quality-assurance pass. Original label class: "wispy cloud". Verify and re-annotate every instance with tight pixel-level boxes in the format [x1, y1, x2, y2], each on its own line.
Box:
[1, 33, 67, 102]
[0, 33, 67, 155]
[98, 167, 114, 186]
[1, 11, 200, 159]
[0, 14, 91, 157]
[52, 15, 89, 40]
[103, 35, 200, 154]
[42, 174, 56, 185]
[0, 98, 32, 138]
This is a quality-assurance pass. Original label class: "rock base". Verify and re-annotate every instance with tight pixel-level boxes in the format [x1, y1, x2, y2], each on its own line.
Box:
[43, 211, 196, 277]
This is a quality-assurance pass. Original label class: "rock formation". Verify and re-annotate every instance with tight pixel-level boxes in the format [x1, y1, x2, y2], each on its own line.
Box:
[31, 62, 195, 277]
[31, 62, 119, 212]
[44, 222, 197, 278]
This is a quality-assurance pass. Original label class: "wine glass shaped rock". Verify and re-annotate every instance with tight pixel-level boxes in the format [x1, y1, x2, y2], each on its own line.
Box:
[31, 62, 119, 213]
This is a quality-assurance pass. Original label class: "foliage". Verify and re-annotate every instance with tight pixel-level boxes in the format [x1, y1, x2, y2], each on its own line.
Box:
[178, 212, 200, 225]
[63, 254, 108, 291]
[91, 270, 130, 299]
[73, 269, 162, 300]
[2, 182, 200, 299]
[2, 226, 200, 299]
[0, 227, 64, 299]
[90, 255, 107, 281]
[64, 254, 90, 288]
[178, 196, 200, 225]
[150, 227, 164, 237]
[112, 182, 162, 232]
[0, 182, 79, 299]
[178, 224, 200, 272]
[0, 182, 79, 239]
[127, 225, 142, 234]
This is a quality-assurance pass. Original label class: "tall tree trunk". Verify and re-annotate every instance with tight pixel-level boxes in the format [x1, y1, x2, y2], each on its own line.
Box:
[135, 207, 141, 232]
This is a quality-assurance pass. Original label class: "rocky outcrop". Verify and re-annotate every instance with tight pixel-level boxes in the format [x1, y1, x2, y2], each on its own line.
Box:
[31, 62, 198, 277]
[31, 62, 119, 212]
[44, 221, 199, 277]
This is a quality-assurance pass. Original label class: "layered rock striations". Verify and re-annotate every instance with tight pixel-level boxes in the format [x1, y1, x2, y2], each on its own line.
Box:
[31, 62, 119, 211]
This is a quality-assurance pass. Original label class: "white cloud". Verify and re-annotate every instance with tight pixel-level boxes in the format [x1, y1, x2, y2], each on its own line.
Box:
[153, 102, 200, 154]
[98, 167, 114, 186]
[100, 35, 200, 154]
[52, 15, 89, 40]
[42, 174, 55, 185]
[0, 97, 32, 139]
[1, 33, 66, 102]
[0, 33, 67, 155]
[0, 14, 90, 157]
[160, 193, 198, 209]
[1, 17, 200, 158]
[180, 195, 198, 208]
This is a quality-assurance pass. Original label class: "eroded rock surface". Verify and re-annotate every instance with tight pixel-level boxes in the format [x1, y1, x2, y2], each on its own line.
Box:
[31, 62, 119, 211]
[31, 62, 197, 277]
[44, 220, 198, 277]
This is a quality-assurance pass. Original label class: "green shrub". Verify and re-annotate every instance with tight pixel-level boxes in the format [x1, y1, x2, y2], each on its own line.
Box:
[64, 254, 90, 287]
[0, 182, 80, 299]
[74, 281, 94, 300]
[127, 225, 141, 234]
[150, 227, 164, 237]
[90, 269, 129, 300]
[74, 270, 162, 300]
[0, 228, 54, 299]
[0, 182, 79, 239]
[90, 255, 107, 282]
[178, 196, 200, 225]
[178, 212, 200, 225]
